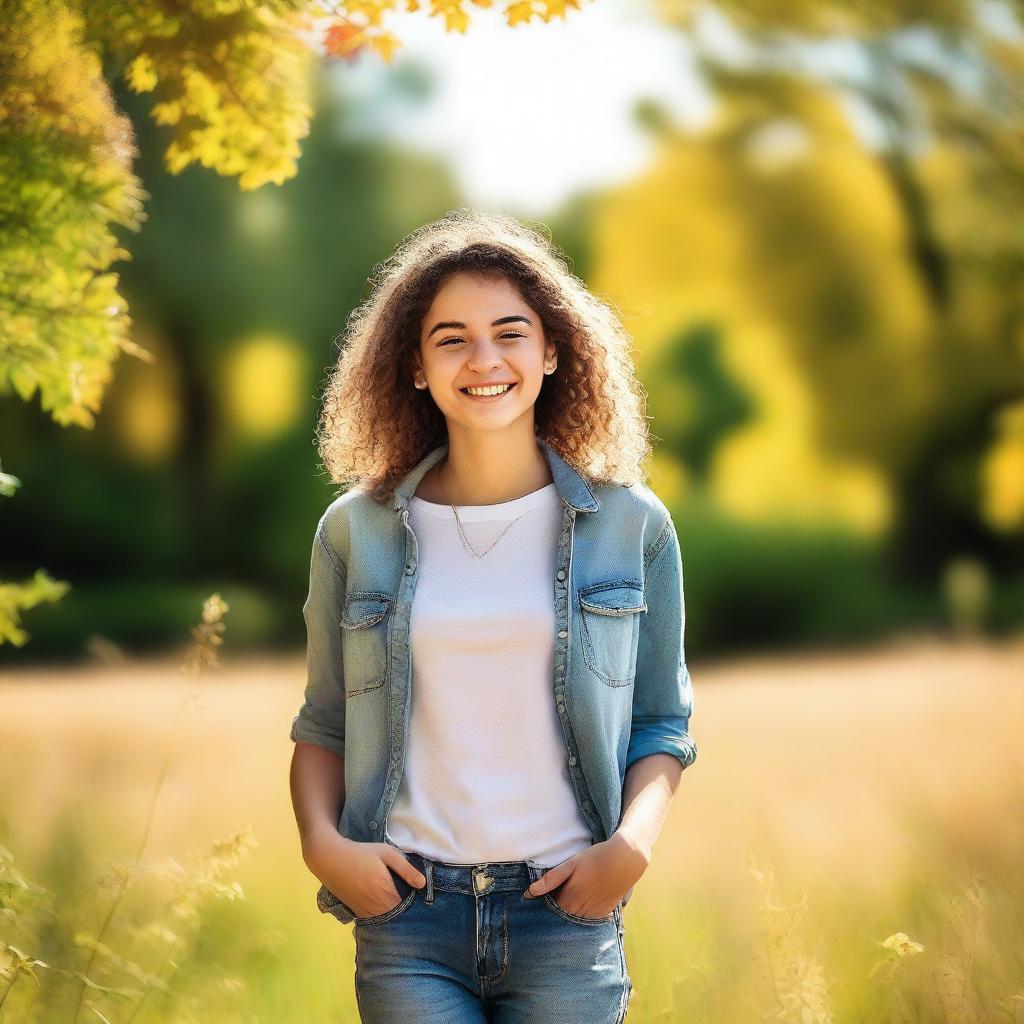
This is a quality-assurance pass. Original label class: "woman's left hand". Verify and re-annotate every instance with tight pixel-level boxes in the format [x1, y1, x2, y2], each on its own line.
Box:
[524, 832, 650, 918]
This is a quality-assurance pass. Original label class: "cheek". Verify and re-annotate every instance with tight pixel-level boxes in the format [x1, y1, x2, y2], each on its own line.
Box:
[519, 363, 547, 390]
[420, 355, 454, 386]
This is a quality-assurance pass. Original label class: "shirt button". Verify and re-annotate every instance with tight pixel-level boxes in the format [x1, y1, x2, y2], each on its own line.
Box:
[558, 630, 567, 639]
[568, 755, 577, 766]
[369, 821, 378, 830]
[557, 570, 565, 580]
[405, 564, 415, 574]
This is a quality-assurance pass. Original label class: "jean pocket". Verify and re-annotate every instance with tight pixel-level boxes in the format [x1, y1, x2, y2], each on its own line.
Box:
[526, 861, 616, 927]
[353, 873, 418, 927]
[542, 891, 617, 927]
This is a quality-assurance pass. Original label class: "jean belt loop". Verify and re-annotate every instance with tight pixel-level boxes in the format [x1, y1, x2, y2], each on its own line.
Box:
[424, 858, 435, 905]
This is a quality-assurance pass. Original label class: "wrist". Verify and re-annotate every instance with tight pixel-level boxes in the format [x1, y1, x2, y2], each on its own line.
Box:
[302, 826, 351, 871]
[610, 826, 652, 869]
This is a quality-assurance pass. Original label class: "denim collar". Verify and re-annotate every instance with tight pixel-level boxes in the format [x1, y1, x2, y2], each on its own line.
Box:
[392, 438, 600, 514]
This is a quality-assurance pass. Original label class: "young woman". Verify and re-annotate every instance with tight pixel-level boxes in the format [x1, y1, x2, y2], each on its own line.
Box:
[288, 209, 697, 1024]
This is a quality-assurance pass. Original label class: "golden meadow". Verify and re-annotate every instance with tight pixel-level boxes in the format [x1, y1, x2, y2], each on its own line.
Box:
[2, 606, 1021, 1022]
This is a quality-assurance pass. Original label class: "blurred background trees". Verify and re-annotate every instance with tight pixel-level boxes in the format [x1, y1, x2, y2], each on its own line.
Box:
[0, 0, 585, 651]
[1, 0, 1021, 662]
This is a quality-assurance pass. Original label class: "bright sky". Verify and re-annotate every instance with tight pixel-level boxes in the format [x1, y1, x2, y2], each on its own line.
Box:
[325, 0, 715, 217]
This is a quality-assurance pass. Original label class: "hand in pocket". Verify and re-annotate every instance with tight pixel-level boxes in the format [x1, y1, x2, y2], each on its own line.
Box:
[308, 836, 426, 919]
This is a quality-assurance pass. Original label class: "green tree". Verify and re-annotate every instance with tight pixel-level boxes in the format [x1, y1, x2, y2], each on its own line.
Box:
[629, 0, 1024, 574]
[0, 0, 595, 645]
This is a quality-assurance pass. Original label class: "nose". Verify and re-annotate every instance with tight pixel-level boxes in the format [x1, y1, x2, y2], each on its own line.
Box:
[464, 338, 505, 373]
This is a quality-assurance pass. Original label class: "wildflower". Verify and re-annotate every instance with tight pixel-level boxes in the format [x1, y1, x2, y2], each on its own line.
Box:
[882, 932, 925, 958]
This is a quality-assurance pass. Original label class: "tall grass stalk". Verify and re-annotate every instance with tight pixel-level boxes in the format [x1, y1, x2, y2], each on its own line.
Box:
[69, 594, 230, 1024]
[0, 594, 246, 1024]
[749, 852, 836, 1024]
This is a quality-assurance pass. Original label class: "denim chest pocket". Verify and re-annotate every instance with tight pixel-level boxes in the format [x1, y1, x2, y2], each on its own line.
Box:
[577, 580, 647, 687]
[340, 592, 393, 696]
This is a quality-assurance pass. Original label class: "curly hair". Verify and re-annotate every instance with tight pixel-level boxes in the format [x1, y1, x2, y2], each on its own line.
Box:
[316, 208, 654, 504]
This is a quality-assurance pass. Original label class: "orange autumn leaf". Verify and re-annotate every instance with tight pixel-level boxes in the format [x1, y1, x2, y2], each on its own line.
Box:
[323, 19, 370, 61]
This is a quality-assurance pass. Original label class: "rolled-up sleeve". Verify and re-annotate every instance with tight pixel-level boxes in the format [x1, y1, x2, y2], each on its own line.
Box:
[289, 514, 347, 759]
[625, 515, 697, 773]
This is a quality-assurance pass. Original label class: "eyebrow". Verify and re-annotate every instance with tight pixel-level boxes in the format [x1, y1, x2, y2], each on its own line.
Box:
[426, 314, 533, 340]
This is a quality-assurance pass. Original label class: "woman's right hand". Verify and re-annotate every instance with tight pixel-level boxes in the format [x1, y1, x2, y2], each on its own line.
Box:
[304, 832, 426, 919]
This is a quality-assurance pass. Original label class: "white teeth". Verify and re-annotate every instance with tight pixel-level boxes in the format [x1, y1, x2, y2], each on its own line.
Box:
[464, 383, 513, 396]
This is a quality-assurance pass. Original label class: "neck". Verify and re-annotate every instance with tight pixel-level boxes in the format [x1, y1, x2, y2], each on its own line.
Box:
[436, 425, 552, 506]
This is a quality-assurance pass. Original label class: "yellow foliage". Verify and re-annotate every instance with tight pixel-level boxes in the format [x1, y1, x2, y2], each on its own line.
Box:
[709, 319, 892, 535]
[505, 1, 591, 27]
[980, 400, 1024, 533]
[347, 0, 390, 26]
[318, 0, 591, 59]
[112, 331, 181, 462]
[89, 2, 315, 191]
[645, 448, 692, 510]
[125, 53, 157, 92]
[443, 6, 472, 33]
[0, 1, 147, 428]
[151, 99, 182, 126]
[0, 570, 72, 647]
[368, 31, 402, 61]
[223, 334, 308, 440]
[589, 80, 940, 535]
[506, 2, 536, 26]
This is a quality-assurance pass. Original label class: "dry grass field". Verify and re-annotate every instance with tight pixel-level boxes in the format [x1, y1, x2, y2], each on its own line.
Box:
[1, 634, 1022, 1022]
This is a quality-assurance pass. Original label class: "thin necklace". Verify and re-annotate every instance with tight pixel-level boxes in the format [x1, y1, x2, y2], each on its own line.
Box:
[438, 464, 532, 559]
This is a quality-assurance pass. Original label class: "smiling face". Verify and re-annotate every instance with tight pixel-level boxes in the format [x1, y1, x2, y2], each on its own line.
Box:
[413, 271, 557, 437]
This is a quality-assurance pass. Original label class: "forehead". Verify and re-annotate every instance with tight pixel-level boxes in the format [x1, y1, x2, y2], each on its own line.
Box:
[425, 272, 528, 314]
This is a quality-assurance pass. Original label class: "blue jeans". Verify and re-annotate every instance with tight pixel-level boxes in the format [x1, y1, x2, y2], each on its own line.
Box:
[352, 849, 633, 1023]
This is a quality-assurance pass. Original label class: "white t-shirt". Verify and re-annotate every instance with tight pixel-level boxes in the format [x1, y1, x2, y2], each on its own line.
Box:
[386, 481, 594, 867]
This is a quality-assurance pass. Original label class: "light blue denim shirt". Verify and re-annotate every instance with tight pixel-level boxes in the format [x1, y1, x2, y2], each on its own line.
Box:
[291, 438, 697, 924]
